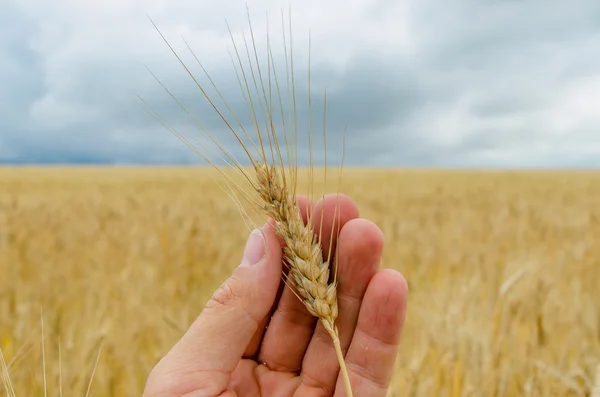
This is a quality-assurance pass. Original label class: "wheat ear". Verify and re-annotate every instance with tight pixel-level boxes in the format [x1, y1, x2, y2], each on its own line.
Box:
[255, 163, 351, 394]
[142, 8, 354, 397]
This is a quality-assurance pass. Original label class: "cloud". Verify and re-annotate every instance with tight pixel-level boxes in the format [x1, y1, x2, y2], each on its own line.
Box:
[1, 0, 599, 167]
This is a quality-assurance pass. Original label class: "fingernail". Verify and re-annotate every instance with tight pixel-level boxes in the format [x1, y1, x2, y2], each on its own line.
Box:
[241, 229, 266, 267]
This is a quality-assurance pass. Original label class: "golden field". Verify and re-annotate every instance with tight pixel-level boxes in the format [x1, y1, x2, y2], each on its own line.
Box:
[1, 166, 599, 396]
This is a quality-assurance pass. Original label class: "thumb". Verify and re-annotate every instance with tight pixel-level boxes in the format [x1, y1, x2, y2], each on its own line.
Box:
[154, 226, 282, 391]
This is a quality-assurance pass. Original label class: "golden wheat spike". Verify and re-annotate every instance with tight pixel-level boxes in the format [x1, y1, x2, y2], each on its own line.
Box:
[144, 7, 353, 396]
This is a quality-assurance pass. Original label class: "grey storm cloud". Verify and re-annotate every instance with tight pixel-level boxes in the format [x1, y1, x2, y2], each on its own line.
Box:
[1, 0, 600, 167]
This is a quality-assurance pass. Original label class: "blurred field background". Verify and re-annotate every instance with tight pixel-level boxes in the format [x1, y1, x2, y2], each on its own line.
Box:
[1, 166, 599, 396]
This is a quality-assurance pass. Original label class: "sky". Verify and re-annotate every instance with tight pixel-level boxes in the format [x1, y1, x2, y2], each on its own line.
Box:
[1, 0, 600, 168]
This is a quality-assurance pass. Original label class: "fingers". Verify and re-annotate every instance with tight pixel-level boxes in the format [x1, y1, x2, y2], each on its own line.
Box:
[243, 195, 313, 359]
[297, 218, 384, 394]
[258, 194, 360, 373]
[143, 226, 283, 397]
[334, 269, 408, 397]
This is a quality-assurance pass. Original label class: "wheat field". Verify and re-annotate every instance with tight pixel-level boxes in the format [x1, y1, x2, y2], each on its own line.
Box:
[0, 166, 599, 396]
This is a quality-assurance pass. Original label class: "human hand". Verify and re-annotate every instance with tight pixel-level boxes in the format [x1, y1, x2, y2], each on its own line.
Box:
[143, 194, 408, 397]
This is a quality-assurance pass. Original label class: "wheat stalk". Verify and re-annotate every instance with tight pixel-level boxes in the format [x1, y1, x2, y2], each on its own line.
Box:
[592, 364, 600, 397]
[141, 7, 354, 396]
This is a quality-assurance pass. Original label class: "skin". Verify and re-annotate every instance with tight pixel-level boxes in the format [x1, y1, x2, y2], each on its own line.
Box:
[143, 193, 408, 397]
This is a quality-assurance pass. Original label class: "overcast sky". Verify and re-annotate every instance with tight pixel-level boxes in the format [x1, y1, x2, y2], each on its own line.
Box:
[2, 0, 599, 167]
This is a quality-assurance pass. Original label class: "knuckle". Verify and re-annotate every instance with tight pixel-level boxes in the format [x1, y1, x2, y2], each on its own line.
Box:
[205, 278, 242, 310]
